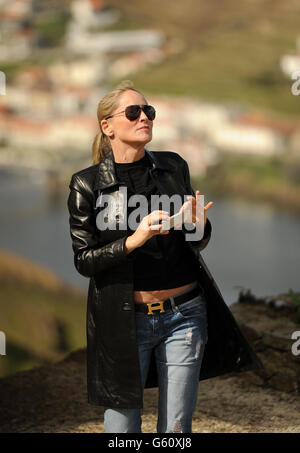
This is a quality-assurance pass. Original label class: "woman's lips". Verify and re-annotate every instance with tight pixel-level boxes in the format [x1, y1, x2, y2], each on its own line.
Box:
[137, 126, 150, 130]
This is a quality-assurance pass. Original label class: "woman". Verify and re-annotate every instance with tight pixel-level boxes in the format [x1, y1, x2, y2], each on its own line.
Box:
[67, 80, 263, 433]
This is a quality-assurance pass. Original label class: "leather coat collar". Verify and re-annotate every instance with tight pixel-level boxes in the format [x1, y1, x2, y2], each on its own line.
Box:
[93, 148, 168, 191]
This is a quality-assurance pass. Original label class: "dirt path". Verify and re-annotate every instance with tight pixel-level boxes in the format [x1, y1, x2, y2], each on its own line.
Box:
[0, 348, 299, 433]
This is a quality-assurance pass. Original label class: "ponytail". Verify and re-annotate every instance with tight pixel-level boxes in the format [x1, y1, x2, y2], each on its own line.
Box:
[92, 130, 111, 165]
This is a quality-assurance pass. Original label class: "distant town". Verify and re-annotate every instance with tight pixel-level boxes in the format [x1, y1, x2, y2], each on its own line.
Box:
[1, 0, 300, 179]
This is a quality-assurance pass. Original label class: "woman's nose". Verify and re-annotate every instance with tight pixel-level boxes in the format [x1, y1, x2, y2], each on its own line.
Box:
[139, 109, 148, 121]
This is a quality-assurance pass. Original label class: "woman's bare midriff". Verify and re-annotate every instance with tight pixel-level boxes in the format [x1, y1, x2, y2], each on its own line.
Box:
[133, 280, 198, 304]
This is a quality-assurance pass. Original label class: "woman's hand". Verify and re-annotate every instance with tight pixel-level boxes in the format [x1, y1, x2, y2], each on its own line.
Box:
[126, 210, 170, 252]
[179, 190, 214, 227]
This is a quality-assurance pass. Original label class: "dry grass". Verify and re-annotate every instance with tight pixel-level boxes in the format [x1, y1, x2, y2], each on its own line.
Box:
[0, 348, 299, 433]
[0, 248, 78, 293]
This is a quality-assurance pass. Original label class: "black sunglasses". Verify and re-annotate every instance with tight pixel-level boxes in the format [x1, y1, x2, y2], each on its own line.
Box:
[105, 104, 156, 121]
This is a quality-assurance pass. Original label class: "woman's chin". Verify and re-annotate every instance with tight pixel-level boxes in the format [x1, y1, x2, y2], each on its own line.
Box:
[133, 135, 152, 146]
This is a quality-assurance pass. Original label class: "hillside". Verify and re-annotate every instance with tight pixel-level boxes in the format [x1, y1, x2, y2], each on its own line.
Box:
[0, 291, 299, 433]
[108, 0, 300, 117]
[0, 243, 299, 432]
[0, 248, 86, 377]
[192, 153, 300, 216]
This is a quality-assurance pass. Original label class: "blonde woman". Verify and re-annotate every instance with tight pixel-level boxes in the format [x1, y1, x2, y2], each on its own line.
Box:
[67, 81, 263, 433]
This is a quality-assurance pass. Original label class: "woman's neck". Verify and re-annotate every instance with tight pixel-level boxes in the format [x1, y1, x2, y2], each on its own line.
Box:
[112, 144, 146, 164]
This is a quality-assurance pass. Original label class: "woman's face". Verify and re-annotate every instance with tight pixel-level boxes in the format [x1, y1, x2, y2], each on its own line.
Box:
[104, 90, 153, 147]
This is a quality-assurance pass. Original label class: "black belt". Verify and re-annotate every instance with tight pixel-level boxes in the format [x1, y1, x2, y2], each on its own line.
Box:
[134, 284, 202, 315]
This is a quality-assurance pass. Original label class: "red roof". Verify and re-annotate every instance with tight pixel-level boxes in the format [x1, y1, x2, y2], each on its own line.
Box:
[234, 113, 298, 136]
[0, 113, 98, 132]
[60, 85, 92, 99]
[0, 114, 50, 133]
[0, 11, 24, 20]
[89, 0, 106, 12]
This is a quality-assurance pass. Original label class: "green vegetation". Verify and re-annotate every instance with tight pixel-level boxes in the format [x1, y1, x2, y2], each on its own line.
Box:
[191, 154, 300, 215]
[288, 289, 300, 322]
[0, 249, 85, 378]
[212, 154, 285, 183]
[109, 0, 300, 118]
[0, 61, 28, 81]
[1, 54, 58, 82]
[33, 11, 70, 47]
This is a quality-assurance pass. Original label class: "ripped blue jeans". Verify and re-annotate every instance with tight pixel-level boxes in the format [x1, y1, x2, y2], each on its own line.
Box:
[104, 283, 208, 433]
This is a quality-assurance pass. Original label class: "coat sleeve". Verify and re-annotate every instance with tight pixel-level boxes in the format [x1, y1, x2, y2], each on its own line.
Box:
[67, 174, 133, 278]
[181, 158, 212, 251]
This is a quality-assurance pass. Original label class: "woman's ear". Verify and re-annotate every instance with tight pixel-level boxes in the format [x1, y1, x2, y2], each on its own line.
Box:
[101, 119, 114, 138]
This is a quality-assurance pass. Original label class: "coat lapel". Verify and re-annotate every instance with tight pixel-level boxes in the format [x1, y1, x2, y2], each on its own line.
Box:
[93, 148, 170, 191]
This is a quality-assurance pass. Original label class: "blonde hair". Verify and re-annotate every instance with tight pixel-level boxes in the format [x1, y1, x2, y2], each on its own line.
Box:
[92, 80, 143, 165]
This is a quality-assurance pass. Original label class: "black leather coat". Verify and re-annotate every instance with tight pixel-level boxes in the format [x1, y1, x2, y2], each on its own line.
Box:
[67, 148, 263, 409]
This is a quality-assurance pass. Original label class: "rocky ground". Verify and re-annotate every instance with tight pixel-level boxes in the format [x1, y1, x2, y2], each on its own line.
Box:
[0, 291, 299, 433]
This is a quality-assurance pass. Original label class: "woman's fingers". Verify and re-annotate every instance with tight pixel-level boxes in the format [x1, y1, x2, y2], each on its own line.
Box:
[149, 210, 169, 223]
[148, 210, 169, 220]
[187, 192, 214, 211]
[204, 201, 214, 211]
[148, 210, 170, 232]
[185, 192, 214, 223]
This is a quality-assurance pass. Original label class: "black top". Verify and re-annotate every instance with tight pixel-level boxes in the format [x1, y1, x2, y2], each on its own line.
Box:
[114, 152, 200, 291]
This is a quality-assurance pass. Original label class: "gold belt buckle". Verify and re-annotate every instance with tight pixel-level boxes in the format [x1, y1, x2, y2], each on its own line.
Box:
[147, 301, 165, 315]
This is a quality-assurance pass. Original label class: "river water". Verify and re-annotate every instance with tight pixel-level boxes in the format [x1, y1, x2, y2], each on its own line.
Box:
[0, 168, 299, 306]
